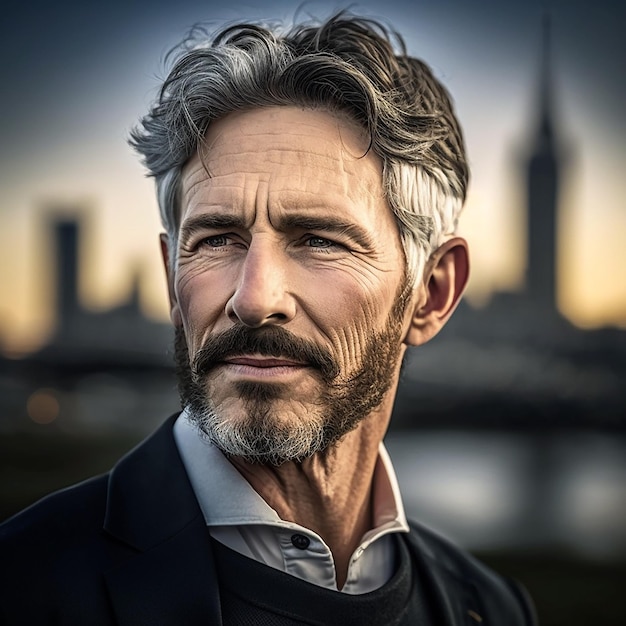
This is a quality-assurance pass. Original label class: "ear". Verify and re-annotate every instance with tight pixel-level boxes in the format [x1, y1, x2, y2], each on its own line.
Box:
[404, 237, 470, 347]
[160, 233, 182, 327]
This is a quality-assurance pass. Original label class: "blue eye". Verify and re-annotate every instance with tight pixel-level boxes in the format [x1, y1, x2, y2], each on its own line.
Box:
[203, 235, 229, 247]
[308, 236, 333, 248]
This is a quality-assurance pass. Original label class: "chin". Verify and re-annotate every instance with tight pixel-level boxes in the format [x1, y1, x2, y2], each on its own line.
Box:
[187, 395, 332, 465]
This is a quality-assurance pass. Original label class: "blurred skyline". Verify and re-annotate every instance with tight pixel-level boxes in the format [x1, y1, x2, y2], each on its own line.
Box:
[1, 0, 625, 354]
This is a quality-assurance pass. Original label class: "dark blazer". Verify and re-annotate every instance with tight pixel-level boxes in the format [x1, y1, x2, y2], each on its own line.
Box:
[0, 415, 536, 625]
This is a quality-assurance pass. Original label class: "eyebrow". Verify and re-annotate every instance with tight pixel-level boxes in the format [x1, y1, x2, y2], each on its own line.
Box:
[279, 213, 375, 249]
[180, 213, 246, 245]
[179, 211, 375, 250]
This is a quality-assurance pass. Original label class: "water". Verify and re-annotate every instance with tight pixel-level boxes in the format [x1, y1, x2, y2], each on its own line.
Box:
[385, 430, 626, 559]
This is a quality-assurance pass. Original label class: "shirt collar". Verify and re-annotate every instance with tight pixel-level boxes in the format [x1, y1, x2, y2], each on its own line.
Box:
[173, 409, 409, 535]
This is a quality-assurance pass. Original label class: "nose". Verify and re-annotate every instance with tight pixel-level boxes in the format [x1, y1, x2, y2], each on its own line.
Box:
[226, 238, 296, 327]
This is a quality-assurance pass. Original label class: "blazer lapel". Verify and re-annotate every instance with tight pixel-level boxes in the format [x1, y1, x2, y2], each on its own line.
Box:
[405, 525, 480, 626]
[103, 415, 222, 625]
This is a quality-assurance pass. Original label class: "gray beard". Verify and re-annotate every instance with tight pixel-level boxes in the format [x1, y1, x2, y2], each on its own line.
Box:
[174, 288, 408, 466]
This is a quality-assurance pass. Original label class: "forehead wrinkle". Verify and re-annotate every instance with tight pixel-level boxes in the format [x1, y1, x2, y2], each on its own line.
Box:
[268, 187, 376, 224]
[187, 106, 387, 226]
[205, 146, 349, 181]
[200, 150, 380, 215]
[181, 164, 210, 205]
[206, 115, 350, 152]
[182, 180, 242, 216]
[203, 117, 373, 178]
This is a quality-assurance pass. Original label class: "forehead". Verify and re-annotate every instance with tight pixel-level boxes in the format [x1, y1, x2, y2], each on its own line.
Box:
[179, 106, 388, 219]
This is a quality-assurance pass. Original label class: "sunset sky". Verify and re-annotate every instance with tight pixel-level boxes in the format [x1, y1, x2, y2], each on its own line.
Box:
[1, 0, 624, 354]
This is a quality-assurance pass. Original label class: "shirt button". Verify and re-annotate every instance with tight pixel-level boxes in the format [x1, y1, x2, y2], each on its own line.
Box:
[291, 534, 310, 550]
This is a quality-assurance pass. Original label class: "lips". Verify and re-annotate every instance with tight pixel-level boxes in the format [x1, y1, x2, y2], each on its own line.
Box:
[217, 355, 310, 381]
[222, 356, 307, 368]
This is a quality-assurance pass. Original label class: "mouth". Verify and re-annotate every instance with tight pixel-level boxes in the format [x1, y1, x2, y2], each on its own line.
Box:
[223, 356, 307, 367]
[218, 355, 310, 379]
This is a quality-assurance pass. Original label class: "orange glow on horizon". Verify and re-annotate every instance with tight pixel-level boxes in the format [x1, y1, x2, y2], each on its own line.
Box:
[0, 98, 624, 357]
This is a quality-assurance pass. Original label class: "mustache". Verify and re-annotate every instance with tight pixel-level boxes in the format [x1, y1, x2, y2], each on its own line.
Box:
[191, 325, 340, 382]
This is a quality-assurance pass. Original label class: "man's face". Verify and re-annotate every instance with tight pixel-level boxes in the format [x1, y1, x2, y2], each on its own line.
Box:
[169, 106, 414, 464]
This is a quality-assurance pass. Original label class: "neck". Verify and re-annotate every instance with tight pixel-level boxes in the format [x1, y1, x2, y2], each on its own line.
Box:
[229, 401, 393, 589]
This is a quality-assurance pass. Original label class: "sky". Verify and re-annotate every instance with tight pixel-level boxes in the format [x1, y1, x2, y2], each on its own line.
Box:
[1, 0, 625, 354]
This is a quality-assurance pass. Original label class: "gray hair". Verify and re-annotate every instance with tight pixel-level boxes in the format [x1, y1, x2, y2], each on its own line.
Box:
[130, 12, 468, 285]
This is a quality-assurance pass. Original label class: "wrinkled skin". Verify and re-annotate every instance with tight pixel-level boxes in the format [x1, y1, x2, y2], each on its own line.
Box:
[161, 106, 469, 588]
[168, 107, 412, 460]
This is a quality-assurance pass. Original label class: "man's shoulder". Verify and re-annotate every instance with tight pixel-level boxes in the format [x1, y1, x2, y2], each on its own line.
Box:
[405, 519, 537, 625]
[406, 518, 503, 582]
[0, 474, 122, 623]
[1, 414, 183, 549]
[0, 474, 109, 559]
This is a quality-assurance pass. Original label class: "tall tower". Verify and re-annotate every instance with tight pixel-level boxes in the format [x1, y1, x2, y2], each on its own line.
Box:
[54, 219, 81, 330]
[526, 13, 560, 313]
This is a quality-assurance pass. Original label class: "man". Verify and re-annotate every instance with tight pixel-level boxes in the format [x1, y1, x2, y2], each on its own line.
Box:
[0, 12, 536, 625]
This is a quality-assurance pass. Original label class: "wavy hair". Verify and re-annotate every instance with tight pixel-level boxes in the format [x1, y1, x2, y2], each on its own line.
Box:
[130, 12, 468, 284]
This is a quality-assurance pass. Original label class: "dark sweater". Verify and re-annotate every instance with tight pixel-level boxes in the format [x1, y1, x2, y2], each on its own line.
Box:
[213, 534, 435, 625]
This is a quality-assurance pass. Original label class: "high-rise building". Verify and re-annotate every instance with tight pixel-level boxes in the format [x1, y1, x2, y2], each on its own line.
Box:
[525, 13, 560, 313]
[54, 219, 81, 333]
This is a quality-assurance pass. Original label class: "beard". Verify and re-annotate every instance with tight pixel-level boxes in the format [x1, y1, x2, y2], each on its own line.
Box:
[174, 284, 410, 466]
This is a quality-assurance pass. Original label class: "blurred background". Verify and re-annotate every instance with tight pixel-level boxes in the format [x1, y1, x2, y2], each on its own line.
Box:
[1, 1, 624, 623]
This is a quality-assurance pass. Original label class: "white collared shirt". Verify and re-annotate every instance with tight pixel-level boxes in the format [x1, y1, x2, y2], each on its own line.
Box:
[173, 410, 409, 594]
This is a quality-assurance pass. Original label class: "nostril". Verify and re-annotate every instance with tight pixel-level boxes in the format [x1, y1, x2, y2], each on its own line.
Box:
[269, 312, 288, 321]
[226, 299, 293, 328]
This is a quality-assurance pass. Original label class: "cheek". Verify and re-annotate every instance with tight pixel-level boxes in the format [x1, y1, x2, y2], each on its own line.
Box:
[301, 259, 400, 319]
[303, 273, 399, 366]
[175, 266, 230, 348]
